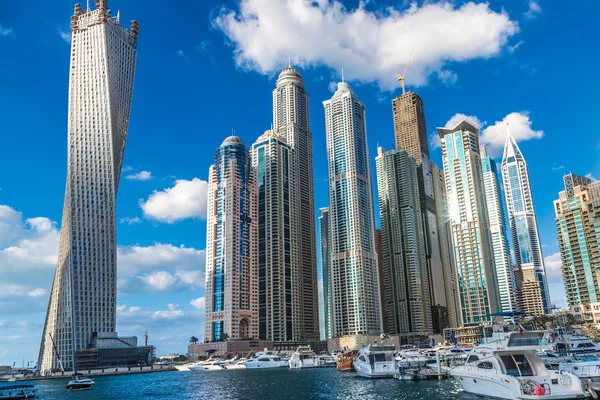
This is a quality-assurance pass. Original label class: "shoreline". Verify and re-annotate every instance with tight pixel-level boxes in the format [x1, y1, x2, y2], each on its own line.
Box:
[0, 365, 176, 383]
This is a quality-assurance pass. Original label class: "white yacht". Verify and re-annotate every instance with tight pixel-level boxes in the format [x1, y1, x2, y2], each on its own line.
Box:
[318, 354, 337, 367]
[450, 331, 588, 399]
[553, 335, 600, 356]
[542, 353, 600, 391]
[199, 360, 229, 371]
[245, 349, 288, 369]
[187, 356, 221, 371]
[289, 346, 320, 369]
[226, 359, 247, 370]
[353, 344, 398, 379]
[395, 349, 428, 367]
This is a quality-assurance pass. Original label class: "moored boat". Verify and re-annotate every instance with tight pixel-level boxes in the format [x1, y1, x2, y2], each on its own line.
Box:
[289, 346, 320, 369]
[0, 385, 35, 399]
[245, 348, 287, 369]
[450, 331, 588, 399]
[336, 350, 357, 372]
[353, 344, 398, 379]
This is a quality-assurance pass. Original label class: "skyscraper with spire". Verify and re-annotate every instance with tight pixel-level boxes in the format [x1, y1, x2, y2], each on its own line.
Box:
[323, 80, 381, 337]
[38, 0, 138, 374]
[481, 145, 517, 315]
[438, 120, 500, 326]
[272, 65, 320, 341]
[501, 135, 550, 315]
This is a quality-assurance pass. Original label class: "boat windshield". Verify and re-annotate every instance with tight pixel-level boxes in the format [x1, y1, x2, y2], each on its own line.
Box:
[499, 354, 534, 377]
[369, 353, 393, 363]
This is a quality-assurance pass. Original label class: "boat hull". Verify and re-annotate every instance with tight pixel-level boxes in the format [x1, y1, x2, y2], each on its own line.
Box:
[336, 358, 355, 372]
[451, 371, 588, 400]
[66, 384, 93, 391]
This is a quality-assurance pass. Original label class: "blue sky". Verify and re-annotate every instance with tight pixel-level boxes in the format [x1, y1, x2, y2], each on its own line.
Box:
[0, 0, 599, 367]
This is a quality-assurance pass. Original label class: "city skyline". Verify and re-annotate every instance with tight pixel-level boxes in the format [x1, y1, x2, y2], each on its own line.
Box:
[1, 0, 599, 366]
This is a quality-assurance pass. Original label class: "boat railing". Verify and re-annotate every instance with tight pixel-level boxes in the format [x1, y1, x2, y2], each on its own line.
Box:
[561, 364, 600, 376]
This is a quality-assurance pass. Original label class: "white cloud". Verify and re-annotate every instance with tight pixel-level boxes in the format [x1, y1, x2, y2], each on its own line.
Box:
[440, 111, 543, 156]
[213, 0, 519, 90]
[524, 0, 542, 19]
[140, 178, 208, 223]
[118, 243, 205, 294]
[139, 271, 178, 292]
[586, 173, 598, 182]
[27, 288, 47, 297]
[120, 216, 141, 225]
[0, 24, 15, 38]
[152, 304, 185, 320]
[480, 112, 543, 156]
[552, 166, 564, 171]
[508, 40, 524, 53]
[58, 29, 71, 43]
[126, 171, 153, 181]
[544, 252, 562, 281]
[190, 297, 205, 310]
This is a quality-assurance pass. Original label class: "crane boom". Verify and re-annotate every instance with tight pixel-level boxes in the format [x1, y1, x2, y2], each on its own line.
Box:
[395, 50, 414, 95]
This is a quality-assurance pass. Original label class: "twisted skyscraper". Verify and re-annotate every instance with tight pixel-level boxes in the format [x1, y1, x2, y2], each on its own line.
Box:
[39, 0, 138, 373]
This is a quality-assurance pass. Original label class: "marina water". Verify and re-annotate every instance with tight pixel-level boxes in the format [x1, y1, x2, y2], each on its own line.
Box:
[15, 369, 487, 399]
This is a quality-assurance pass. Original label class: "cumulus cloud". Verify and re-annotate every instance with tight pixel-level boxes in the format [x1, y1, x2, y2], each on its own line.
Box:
[436, 111, 543, 156]
[586, 173, 598, 182]
[190, 297, 205, 310]
[118, 243, 206, 294]
[126, 171, 153, 181]
[544, 252, 563, 281]
[524, 0, 542, 19]
[140, 178, 208, 223]
[213, 0, 519, 90]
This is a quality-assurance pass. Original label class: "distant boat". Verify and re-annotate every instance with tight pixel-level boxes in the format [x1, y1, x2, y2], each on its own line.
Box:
[66, 375, 94, 391]
[0, 384, 36, 399]
[336, 350, 357, 372]
[245, 349, 287, 369]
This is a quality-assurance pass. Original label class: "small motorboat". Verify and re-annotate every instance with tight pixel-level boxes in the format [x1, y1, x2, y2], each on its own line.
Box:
[66, 375, 94, 391]
[0, 385, 36, 399]
[353, 344, 398, 378]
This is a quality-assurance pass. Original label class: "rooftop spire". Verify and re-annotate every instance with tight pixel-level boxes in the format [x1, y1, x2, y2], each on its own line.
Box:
[288, 56, 291, 68]
[341, 67, 345, 83]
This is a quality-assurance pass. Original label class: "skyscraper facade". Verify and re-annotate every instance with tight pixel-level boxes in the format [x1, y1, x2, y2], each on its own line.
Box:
[251, 131, 295, 341]
[431, 163, 460, 328]
[376, 147, 432, 338]
[38, 1, 138, 373]
[564, 173, 593, 199]
[392, 91, 448, 332]
[438, 120, 500, 326]
[205, 136, 258, 343]
[323, 81, 381, 337]
[272, 66, 320, 341]
[319, 207, 332, 340]
[555, 180, 600, 308]
[481, 145, 517, 314]
[501, 135, 550, 314]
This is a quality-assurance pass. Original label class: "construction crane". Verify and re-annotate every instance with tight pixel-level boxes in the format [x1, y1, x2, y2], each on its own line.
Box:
[395, 50, 414, 95]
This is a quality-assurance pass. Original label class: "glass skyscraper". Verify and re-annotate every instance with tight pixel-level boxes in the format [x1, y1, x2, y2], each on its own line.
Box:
[481, 145, 517, 315]
[319, 207, 332, 340]
[323, 81, 381, 336]
[501, 135, 550, 314]
[38, 1, 138, 374]
[251, 130, 294, 341]
[375, 147, 433, 339]
[437, 120, 500, 326]
[205, 136, 258, 342]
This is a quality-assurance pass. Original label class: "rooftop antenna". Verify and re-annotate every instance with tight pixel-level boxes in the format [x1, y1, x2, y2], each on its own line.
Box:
[395, 50, 414, 95]
[86, 0, 90, 12]
[232, 128, 236, 136]
[341, 67, 345, 83]
[116, 10, 120, 24]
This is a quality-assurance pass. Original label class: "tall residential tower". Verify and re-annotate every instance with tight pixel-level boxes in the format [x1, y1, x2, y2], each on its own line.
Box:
[501, 135, 550, 314]
[376, 147, 432, 339]
[323, 81, 381, 336]
[251, 130, 295, 341]
[481, 145, 517, 314]
[392, 91, 454, 332]
[204, 136, 258, 343]
[438, 120, 500, 326]
[273, 66, 320, 341]
[38, 1, 138, 373]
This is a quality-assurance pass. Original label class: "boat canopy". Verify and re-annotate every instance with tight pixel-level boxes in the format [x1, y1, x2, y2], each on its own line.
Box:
[0, 385, 35, 390]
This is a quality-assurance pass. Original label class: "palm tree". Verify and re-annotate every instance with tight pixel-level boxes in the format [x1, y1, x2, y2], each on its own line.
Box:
[190, 336, 199, 345]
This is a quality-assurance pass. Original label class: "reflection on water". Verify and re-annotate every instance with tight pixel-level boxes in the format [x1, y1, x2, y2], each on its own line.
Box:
[16, 368, 487, 399]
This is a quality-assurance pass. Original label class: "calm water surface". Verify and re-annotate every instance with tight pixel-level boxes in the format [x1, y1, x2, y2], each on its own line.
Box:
[16, 369, 487, 399]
